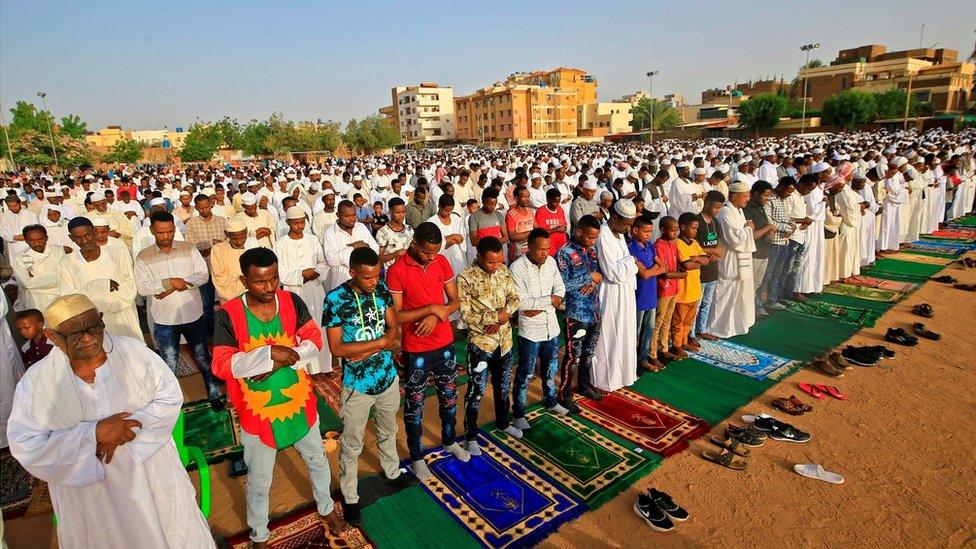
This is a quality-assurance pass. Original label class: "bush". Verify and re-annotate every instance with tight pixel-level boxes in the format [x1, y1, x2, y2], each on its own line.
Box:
[737, 93, 788, 131]
[822, 90, 877, 129]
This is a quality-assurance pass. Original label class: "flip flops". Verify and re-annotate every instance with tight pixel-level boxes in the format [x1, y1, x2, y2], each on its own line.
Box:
[911, 303, 934, 318]
[913, 323, 941, 341]
[814, 384, 847, 400]
[709, 435, 752, 457]
[702, 448, 748, 470]
[793, 463, 844, 484]
[798, 382, 826, 400]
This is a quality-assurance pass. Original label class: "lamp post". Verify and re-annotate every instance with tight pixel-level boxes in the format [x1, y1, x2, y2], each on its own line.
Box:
[799, 43, 820, 134]
[0, 101, 15, 168]
[36, 92, 60, 172]
[646, 70, 659, 142]
[903, 69, 916, 131]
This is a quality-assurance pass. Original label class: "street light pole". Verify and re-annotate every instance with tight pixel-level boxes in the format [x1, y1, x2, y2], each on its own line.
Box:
[799, 43, 820, 134]
[646, 70, 658, 142]
[0, 101, 15, 168]
[36, 92, 60, 172]
[903, 70, 915, 131]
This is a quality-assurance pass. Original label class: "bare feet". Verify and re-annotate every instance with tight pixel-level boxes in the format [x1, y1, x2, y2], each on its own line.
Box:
[659, 351, 679, 361]
[698, 332, 719, 341]
[320, 508, 351, 535]
[251, 541, 268, 549]
[669, 347, 688, 359]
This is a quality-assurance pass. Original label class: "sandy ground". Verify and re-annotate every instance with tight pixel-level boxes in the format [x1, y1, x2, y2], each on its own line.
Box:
[5, 258, 976, 549]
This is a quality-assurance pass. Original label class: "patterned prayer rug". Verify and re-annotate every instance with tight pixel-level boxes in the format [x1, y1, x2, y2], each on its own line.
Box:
[176, 346, 200, 377]
[1, 453, 35, 519]
[485, 407, 660, 508]
[844, 275, 918, 293]
[883, 252, 953, 265]
[412, 433, 586, 548]
[575, 389, 710, 458]
[822, 283, 906, 303]
[182, 397, 243, 465]
[224, 505, 372, 548]
[784, 299, 882, 327]
[686, 339, 801, 380]
[311, 371, 344, 416]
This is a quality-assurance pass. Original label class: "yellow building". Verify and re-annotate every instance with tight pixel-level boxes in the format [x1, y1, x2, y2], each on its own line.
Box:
[508, 67, 598, 108]
[84, 126, 128, 148]
[578, 102, 633, 136]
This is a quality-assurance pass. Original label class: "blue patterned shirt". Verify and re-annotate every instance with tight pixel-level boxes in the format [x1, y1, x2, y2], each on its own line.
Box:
[323, 280, 396, 395]
[556, 240, 601, 323]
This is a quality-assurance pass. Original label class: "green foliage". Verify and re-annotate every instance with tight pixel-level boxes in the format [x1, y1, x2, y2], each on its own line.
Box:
[631, 98, 681, 131]
[59, 114, 88, 138]
[1, 100, 93, 168]
[342, 116, 401, 154]
[178, 123, 223, 162]
[822, 89, 877, 129]
[102, 139, 144, 164]
[736, 93, 788, 131]
[240, 120, 272, 156]
[803, 59, 824, 69]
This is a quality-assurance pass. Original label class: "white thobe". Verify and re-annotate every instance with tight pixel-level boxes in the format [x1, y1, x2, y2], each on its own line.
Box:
[591, 224, 638, 392]
[428, 213, 468, 276]
[58, 246, 143, 340]
[6, 337, 214, 549]
[668, 178, 702, 217]
[834, 187, 862, 279]
[11, 246, 65, 312]
[927, 167, 947, 233]
[858, 185, 879, 266]
[0, 209, 38, 258]
[949, 161, 974, 219]
[312, 210, 338, 244]
[758, 161, 778, 184]
[236, 211, 276, 248]
[322, 222, 379, 293]
[707, 203, 756, 338]
[797, 186, 826, 294]
[1, 293, 25, 448]
[900, 172, 927, 242]
[274, 233, 330, 374]
[877, 174, 907, 251]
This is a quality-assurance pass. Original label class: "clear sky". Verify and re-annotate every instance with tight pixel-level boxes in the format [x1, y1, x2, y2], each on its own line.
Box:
[1, 0, 973, 130]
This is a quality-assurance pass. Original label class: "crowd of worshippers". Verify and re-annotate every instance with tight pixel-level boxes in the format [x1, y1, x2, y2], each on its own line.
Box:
[0, 126, 974, 548]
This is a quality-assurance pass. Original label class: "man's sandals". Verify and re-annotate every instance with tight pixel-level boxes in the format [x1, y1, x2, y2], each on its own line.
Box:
[702, 448, 748, 470]
[911, 303, 934, 318]
[772, 395, 812, 416]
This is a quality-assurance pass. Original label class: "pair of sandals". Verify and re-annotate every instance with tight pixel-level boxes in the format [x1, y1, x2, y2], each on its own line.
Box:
[913, 323, 941, 341]
[885, 327, 919, 346]
[931, 275, 957, 283]
[771, 395, 812, 416]
[703, 424, 766, 470]
[798, 382, 847, 400]
[912, 303, 933, 318]
[952, 258, 976, 269]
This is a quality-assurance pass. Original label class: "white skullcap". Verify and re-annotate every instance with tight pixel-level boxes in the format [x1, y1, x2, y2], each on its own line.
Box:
[613, 199, 637, 219]
[225, 218, 246, 232]
[729, 181, 751, 193]
[811, 147, 824, 155]
[179, 189, 191, 196]
[149, 197, 166, 206]
[285, 206, 305, 220]
[692, 168, 708, 176]
[91, 216, 110, 227]
[811, 162, 831, 174]
[582, 180, 599, 190]
[762, 150, 775, 156]
[241, 192, 257, 205]
[716, 163, 730, 174]
[676, 161, 691, 169]
[893, 157, 909, 168]
[45, 294, 97, 329]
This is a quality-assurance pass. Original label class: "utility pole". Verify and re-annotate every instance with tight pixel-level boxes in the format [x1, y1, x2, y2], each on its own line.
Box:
[903, 70, 916, 131]
[646, 70, 659, 142]
[36, 91, 60, 172]
[799, 43, 820, 134]
[0, 101, 15, 168]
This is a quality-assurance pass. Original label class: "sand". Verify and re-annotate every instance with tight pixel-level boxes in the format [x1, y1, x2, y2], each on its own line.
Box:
[4, 258, 975, 549]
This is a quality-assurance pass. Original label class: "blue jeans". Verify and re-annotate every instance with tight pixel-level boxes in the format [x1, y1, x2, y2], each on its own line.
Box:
[558, 317, 599, 402]
[199, 279, 216, 338]
[464, 344, 514, 440]
[153, 315, 220, 400]
[692, 281, 716, 338]
[402, 344, 458, 461]
[781, 241, 805, 298]
[762, 243, 791, 305]
[636, 308, 657, 365]
[514, 336, 559, 417]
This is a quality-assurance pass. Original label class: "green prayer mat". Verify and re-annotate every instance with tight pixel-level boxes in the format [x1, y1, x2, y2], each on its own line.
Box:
[484, 407, 661, 509]
[730, 310, 860, 362]
[821, 283, 906, 303]
[783, 299, 883, 327]
[950, 216, 976, 227]
[811, 292, 895, 315]
[315, 392, 343, 433]
[360, 485, 480, 549]
[181, 398, 243, 466]
[862, 258, 945, 282]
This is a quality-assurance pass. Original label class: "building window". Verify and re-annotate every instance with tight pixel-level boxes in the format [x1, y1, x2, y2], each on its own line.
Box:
[840, 77, 848, 90]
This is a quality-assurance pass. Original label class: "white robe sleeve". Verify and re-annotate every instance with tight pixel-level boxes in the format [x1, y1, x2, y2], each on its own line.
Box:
[124, 353, 184, 464]
[273, 239, 305, 287]
[598, 232, 638, 284]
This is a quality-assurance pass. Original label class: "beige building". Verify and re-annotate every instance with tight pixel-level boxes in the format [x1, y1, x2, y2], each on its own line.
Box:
[384, 83, 455, 145]
[86, 126, 187, 150]
[85, 126, 128, 148]
[578, 102, 633, 136]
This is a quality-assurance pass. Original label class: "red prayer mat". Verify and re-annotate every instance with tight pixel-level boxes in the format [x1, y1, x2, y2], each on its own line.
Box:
[576, 389, 710, 457]
[224, 505, 372, 549]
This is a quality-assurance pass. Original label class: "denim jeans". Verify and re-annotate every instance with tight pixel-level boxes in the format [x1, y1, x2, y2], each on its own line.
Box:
[558, 317, 599, 403]
[514, 336, 559, 417]
[636, 308, 657, 365]
[692, 281, 716, 338]
[402, 344, 458, 461]
[153, 314, 220, 400]
[762, 243, 791, 305]
[781, 241, 805, 298]
[242, 419, 333, 542]
[199, 279, 216, 338]
[464, 344, 514, 440]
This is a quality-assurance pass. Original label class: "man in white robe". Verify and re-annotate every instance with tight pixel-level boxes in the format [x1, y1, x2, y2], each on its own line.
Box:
[591, 199, 638, 393]
[927, 161, 947, 233]
[708, 182, 757, 338]
[1, 196, 38, 259]
[235, 192, 276, 248]
[667, 163, 703, 217]
[274, 207, 330, 375]
[877, 160, 908, 252]
[833, 175, 862, 280]
[6, 294, 214, 548]
[10, 224, 65, 312]
[797, 179, 826, 295]
[900, 163, 927, 242]
[1, 292, 26, 448]
[58, 218, 142, 340]
[855, 172, 879, 266]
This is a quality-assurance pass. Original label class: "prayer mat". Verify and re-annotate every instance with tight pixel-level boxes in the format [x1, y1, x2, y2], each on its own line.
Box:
[182, 397, 243, 465]
[1, 453, 35, 519]
[731, 310, 860, 363]
[224, 504, 372, 548]
[883, 252, 953, 265]
[861, 259, 943, 283]
[411, 434, 586, 548]
[844, 275, 918, 293]
[311, 371, 344, 416]
[784, 299, 882, 327]
[575, 389, 709, 457]
[822, 283, 906, 303]
[485, 407, 661, 508]
[23, 480, 53, 518]
[811, 293, 893, 315]
[686, 339, 801, 380]
[361, 486, 479, 549]
[176, 346, 200, 377]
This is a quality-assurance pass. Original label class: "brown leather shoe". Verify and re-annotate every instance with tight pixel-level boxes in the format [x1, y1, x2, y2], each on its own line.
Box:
[811, 358, 844, 377]
[828, 352, 852, 370]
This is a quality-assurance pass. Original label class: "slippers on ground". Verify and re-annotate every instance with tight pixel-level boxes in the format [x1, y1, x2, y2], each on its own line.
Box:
[911, 303, 934, 318]
[798, 382, 827, 400]
[931, 275, 958, 283]
[953, 283, 976, 292]
[772, 397, 807, 416]
[725, 424, 766, 447]
[787, 395, 813, 412]
[793, 463, 844, 484]
[814, 384, 847, 400]
[709, 436, 752, 457]
[885, 327, 919, 346]
[913, 323, 941, 341]
[702, 449, 748, 470]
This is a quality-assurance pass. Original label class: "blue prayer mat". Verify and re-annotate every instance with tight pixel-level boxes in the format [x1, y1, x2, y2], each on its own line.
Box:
[687, 339, 800, 380]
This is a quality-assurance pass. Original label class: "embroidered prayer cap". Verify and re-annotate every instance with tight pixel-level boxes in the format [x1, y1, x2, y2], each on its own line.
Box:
[225, 218, 247, 232]
[612, 198, 637, 219]
[729, 181, 751, 193]
[45, 294, 97, 329]
[285, 206, 305, 220]
[91, 216, 110, 227]
[241, 192, 257, 206]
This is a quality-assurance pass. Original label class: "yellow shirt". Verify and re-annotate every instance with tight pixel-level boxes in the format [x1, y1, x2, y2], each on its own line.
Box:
[676, 238, 705, 304]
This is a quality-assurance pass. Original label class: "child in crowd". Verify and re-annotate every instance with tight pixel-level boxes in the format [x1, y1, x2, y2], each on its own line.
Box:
[14, 309, 53, 369]
[370, 200, 389, 236]
[671, 213, 709, 357]
[650, 217, 687, 367]
[629, 215, 666, 374]
[376, 197, 413, 270]
[353, 193, 371, 223]
[691, 190, 726, 344]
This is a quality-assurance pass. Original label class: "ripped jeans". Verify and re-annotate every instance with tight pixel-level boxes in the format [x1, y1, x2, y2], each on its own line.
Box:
[464, 344, 514, 441]
[514, 335, 559, 417]
[402, 344, 459, 461]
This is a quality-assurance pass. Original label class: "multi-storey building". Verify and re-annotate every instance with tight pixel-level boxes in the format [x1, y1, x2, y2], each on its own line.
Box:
[383, 83, 455, 145]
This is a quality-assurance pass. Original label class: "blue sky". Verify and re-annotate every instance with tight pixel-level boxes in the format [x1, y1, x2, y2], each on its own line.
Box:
[1, 0, 973, 129]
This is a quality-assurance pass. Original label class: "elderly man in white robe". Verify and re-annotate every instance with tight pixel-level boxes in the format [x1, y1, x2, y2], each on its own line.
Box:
[591, 199, 639, 393]
[797, 168, 827, 296]
[58, 217, 143, 340]
[900, 159, 928, 243]
[6, 294, 215, 549]
[856, 170, 880, 267]
[1, 196, 38, 259]
[10, 223, 65, 312]
[274, 206, 330, 375]
[877, 159, 908, 253]
[667, 162, 703, 217]
[708, 181, 757, 338]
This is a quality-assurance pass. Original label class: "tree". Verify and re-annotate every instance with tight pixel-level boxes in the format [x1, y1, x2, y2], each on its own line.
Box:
[736, 93, 788, 132]
[802, 59, 824, 70]
[822, 89, 877, 129]
[178, 123, 222, 162]
[2, 100, 94, 168]
[59, 114, 88, 138]
[630, 98, 681, 132]
[240, 120, 272, 157]
[102, 139, 144, 164]
[342, 116, 400, 154]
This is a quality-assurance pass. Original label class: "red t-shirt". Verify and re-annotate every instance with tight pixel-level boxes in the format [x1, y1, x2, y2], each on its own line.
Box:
[534, 206, 568, 255]
[386, 253, 456, 352]
[654, 238, 680, 297]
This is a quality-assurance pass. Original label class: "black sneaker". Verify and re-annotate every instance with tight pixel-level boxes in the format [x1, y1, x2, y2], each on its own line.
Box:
[634, 493, 675, 532]
[768, 424, 811, 443]
[384, 471, 419, 489]
[841, 347, 878, 367]
[343, 501, 361, 526]
[559, 399, 581, 415]
[648, 488, 689, 522]
[862, 345, 895, 358]
[752, 415, 780, 432]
